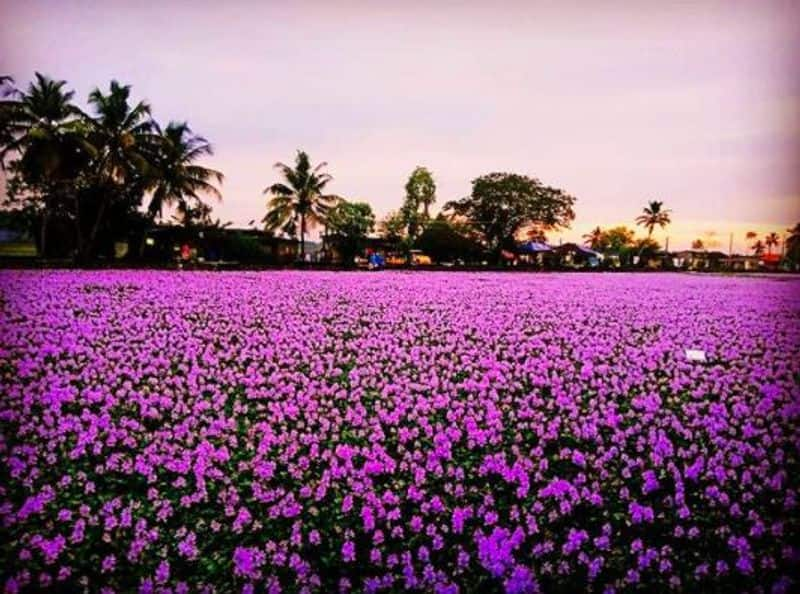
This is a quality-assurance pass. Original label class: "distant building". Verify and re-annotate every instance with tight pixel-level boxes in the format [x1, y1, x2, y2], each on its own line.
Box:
[720, 255, 760, 271]
[673, 250, 727, 270]
[516, 241, 553, 267]
[552, 243, 602, 268]
[140, 226, 298, 265]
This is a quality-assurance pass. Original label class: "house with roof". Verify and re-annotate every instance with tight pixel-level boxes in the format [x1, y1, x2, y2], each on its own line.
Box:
[552, 243, 603, 269]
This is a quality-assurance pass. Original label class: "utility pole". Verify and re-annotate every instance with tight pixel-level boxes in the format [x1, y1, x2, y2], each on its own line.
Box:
[665, 236, 669, 253]
[729, 232, 733, 257]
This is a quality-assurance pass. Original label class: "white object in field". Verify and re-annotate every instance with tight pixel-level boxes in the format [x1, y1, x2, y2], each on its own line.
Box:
[685, 349, 707, 363]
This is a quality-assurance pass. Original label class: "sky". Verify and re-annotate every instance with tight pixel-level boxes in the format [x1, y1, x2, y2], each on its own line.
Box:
[1, 0, 799, 251]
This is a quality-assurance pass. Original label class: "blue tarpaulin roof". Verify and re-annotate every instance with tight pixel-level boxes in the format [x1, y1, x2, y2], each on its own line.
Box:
[518, 241, 553, 253]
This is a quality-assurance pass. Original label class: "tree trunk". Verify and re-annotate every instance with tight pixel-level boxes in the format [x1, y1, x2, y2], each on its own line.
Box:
[82, 196, 109, 263]
[40, 210, 49, 259]
[73, 191, 84, 263]
[299, 212, 306, 260]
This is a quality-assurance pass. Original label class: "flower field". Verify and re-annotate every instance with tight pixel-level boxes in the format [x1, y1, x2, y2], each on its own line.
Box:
[1, 270, 799, 593]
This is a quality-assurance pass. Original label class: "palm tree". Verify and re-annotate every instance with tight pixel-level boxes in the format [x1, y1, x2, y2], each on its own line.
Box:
[635, 200, 672, 238]
[752, 240, 765, 256]
[764, 232, 780, 256]
[171, 201, 215, 229]
[582, 226, 604, 250]
[263, 150, 338, 258]
[83, 80, 155, 258]
[0, 73, 89, 256]
[147, 121, 223, 220]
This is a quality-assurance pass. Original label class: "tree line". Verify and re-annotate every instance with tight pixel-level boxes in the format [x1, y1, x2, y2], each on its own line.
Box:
[3, 73, 799, 268]
[0, 73, 222, 261]
[263, 151, 578, 264]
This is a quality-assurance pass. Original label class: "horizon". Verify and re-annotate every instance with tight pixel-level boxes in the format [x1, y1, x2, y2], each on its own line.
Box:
[1, 0, 798, 251]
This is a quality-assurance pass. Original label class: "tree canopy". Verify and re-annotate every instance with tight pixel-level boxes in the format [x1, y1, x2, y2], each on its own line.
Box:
[635, 200, 671, 237]
[415, 217, 484, 263]
[444, 172, 576, 258]
[326, 200, 375, 265]
[263, 150, 338, 258]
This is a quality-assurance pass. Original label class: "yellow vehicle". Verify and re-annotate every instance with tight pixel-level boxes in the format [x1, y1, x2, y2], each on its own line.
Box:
[385, 254, 406, 267]
[384, 251, 432, 266]
[410, 250, 432, 265]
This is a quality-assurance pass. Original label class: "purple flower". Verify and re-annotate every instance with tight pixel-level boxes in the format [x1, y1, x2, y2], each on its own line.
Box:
[342, 540, 356, 563]
[233, 546, 263, 579]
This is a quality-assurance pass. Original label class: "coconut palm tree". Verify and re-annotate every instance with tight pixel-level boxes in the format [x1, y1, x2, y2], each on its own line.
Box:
[82, 80, 156, 259]
[0, 73, 90, 256]
[263, 150, 338, 258]
[582, 226, 604, 250]
[147, 121, 223, 220]
[171, 201, 216, 229]
[764, 232, 780, 256]
[752, 240, 765, 256]
[635, 200, 672, 238]
[87, 80, 154, 184]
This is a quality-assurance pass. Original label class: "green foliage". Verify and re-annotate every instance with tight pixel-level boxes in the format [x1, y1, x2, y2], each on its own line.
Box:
[147, 122, 223, 224]
[635, 236, 661, 257]
[404, 166, 436, 219]
[445, 172, 576, 258]
[415, 217, 484, 263]
[602, 226, 636, 253]
[392, 166, 437, 259]
[0, 73, 223, 261]
[263, 150, 338, 257]
[327, 201, 375, 240]
[326, 201, 375, 265]
[378, 210, 406, 249]
[635, 200, 671, 238]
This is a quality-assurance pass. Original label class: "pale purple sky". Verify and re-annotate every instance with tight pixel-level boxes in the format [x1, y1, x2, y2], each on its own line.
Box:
[2, 0, 798, 250]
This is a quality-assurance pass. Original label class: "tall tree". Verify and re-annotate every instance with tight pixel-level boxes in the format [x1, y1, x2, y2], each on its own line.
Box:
[0, 73, 90, 256]
[263, 150, 338, 258]
[147, 121, 223, 221]
[404, 166, 436, 218]
[764, 232, 780, 256]
[326, 200, 375, 266]
[444, 172, 576, 262]
[81, 80, 155, 260]
[397, 166, 436, 262]
[582, 226, 604, 250]
[635, 200, 671, 238]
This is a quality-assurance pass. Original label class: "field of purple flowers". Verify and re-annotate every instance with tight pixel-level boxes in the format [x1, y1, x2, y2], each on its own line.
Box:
[1, 271, 799, 593]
